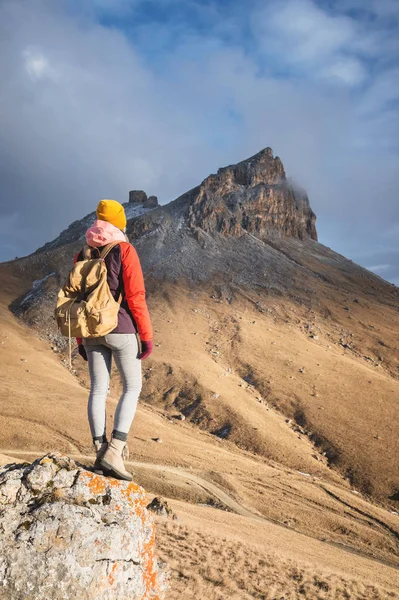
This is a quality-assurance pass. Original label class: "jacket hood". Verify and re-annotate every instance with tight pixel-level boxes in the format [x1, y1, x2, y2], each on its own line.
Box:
[85, 219, 127, 248]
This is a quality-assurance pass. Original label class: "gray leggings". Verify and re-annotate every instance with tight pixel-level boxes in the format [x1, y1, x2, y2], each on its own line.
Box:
[83, 334, 142, 442]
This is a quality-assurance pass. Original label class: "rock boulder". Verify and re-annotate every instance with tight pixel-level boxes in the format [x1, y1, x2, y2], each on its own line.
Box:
[0, 454, 166, 600]
[129, 191, 148, 204]
[143, 196, 158, 209]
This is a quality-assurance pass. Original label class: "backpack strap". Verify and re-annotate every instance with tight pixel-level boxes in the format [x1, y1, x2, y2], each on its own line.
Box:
[100, 242, 121, 260]
[100, 242, 123, 305]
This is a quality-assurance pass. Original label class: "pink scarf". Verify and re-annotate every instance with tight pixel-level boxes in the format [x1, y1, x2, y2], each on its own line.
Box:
[85, 220, 127, 248]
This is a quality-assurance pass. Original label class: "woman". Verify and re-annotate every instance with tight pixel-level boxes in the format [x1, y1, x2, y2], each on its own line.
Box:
[75, 199, 153, 481]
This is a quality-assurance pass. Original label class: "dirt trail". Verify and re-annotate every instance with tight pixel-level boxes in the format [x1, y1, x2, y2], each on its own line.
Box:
[132, 460, 263, 520]
[3, 448, 399, 573]
[0, 449, 268, 520]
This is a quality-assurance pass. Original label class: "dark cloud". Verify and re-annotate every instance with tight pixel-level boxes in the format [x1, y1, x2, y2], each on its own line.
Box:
[0, 0, 398, 286]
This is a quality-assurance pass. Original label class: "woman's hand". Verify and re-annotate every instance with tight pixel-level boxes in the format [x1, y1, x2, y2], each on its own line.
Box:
[78, 344, 88, 361]
[139, 340, 153, 360]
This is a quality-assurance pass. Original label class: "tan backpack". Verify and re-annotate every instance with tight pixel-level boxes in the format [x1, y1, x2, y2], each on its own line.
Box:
[55, 242, 122, 365]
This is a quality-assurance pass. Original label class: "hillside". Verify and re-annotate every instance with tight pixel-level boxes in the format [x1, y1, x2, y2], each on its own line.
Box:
[7, 147, 399, 502]
[1, 147, 399, 597]
[1, 266, 399, 598]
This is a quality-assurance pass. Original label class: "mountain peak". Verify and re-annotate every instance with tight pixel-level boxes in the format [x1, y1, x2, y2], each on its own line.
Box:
[217, 146, 285, 184]
[183, 147, 317, 241]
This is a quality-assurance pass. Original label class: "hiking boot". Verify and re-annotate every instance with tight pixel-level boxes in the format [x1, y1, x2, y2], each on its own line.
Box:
[93, 440, 108, 474]
[122, 442, 129, 461]
[100, 436, 132, 481]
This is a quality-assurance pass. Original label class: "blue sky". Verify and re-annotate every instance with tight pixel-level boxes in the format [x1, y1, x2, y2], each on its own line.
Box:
[0, 0, 398, 284]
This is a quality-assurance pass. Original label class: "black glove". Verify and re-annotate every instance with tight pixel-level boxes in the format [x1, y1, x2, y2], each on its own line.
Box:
[78, 344, 88, 361]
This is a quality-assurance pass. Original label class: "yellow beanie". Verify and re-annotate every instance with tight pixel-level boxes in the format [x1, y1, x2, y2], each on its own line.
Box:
[96, 199, 127, 231]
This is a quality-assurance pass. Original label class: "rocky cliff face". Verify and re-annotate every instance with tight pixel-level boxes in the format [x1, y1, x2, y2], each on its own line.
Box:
[185, 148, 317, 241]
[129, 191, 159, 209]
[30, 147, 316, 262]
[125, 148, 317, 245]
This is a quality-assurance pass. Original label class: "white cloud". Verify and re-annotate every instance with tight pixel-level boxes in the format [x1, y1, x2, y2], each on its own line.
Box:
[0, 0, 397, 286]
[253, 0, 362, 83]
[359, 68, 399, 115]
[266, 0, 355, 63]
[321, 57, 366, 86]
[252, 0, 393, 87]
[23, 47, 58, 81]
[366, 264, 391, 272]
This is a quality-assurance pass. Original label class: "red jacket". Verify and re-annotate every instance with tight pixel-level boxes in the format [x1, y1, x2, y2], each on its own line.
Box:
[74, 242, 153, 342]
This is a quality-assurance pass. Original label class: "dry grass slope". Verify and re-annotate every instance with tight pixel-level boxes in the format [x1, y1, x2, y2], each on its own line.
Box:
[1, 267, 399, 598]
[156, 518, 399, 600]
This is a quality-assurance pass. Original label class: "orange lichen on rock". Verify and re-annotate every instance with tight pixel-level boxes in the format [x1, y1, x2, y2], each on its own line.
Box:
[108, 562, 119, 586]
[142, 527, 162, 600]
[83, 470, 108, 495]
[120, 481, 149, 526]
